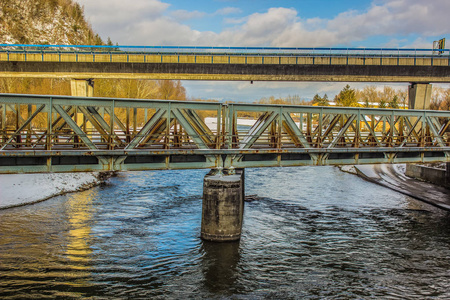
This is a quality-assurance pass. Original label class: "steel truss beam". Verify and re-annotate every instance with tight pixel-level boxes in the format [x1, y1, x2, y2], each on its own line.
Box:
[1, 93, 450, 173]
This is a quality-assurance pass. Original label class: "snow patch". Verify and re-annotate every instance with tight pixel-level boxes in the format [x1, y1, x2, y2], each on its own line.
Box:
[339, 165, 358, 175]
[393, 164, 406, 175]
[0, 172, 109, 209]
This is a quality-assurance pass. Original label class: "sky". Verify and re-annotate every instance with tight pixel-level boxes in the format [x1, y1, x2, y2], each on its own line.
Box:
[76, 0, 449, 102]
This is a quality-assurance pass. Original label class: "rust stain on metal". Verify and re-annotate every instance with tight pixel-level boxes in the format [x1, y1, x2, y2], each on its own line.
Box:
[1, 93, 450, 173]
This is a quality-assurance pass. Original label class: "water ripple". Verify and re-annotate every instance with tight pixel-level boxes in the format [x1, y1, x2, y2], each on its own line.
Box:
[1, 168, 450, 298]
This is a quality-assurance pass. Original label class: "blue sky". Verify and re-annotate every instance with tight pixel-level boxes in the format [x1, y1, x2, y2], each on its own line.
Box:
[76, 0, 449, 101]
[166, 0, 377, 39]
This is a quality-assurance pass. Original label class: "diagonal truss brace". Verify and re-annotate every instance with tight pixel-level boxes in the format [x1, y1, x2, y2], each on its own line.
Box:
[171, 108, 211, 149]
[225, 111, 279, 168]
[171, 108, 216, 163]
[126, 109, 166, 150]
[54, 105, 110, 166]
[78, 106, 125, 147]
[0, 104, 45, 150]
[328, 114, 356, 148]
[239, 111, 278, 150]
[426, 116, 447, 148]
[53, 105, 97, 150]
[281, 112, 318, 163]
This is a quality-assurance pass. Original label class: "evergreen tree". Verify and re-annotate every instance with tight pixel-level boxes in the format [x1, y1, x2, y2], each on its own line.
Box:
[312, 94, 322, 105]
[336, 85, 358, 107]
[319, 94, 329, 106]
[312, 93, 329, 106]
[363, 98, 370, 108]
[379, 99, 387, 108]
[389, 95, 399, 108]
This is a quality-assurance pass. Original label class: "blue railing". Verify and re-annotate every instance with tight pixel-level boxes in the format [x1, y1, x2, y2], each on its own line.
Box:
[0, 44, 449, 57]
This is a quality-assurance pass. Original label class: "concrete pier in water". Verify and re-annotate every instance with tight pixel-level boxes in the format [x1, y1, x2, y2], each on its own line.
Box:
[201, 169, 245, 242]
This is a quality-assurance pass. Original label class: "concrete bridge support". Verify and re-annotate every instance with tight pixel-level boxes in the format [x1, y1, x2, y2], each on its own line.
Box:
[201, 169, 245, 242]
[70, 79, 94, 97]
[406, 83, 450, 184]
[408, 83, 432, 110]
[70, 79, 94, 132]
[408, 83, 432, 134]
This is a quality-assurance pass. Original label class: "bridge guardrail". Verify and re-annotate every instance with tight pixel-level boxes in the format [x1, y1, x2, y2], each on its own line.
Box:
[0, 44, 449, 67]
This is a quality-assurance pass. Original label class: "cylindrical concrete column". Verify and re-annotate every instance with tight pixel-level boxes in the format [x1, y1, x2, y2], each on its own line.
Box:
[201, 170, 244, 242]
[446, 163, 450, 186]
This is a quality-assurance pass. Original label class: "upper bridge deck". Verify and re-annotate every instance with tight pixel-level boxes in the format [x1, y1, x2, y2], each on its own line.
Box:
[0, 45, 449, 82]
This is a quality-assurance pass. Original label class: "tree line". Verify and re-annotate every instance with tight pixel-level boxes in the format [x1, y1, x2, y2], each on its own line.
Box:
[0, 78, 188, 128]
[311, 85, 408, 109]
[0, 78, 187, 100]
[251, 85, 410, 109]
[310, 84, 450, 111]
[2, 79, 450, 129]
[2, 79, 450, 111]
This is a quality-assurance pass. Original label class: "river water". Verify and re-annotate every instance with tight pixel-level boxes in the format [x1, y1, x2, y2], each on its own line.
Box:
[1, 166, 450, 299]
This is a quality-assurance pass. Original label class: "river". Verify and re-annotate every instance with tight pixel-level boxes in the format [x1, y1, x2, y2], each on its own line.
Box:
[1, 166, 450, 299]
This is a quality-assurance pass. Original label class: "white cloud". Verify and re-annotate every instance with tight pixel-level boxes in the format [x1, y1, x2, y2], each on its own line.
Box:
[74, 0, 450, 100]
[77, 0, 169, 27]
[214, 7, 242, 15]
[223, 17, 248, 25]
[76, 0, 450, 47]
[171, 10, 206, 22]
[326, 0, 450, 44]
[76, 0, 170, 42]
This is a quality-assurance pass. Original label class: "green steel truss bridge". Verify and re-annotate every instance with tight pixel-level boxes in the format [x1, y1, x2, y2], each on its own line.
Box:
[1, 44, 450, 82]
[1, 93, 450, 174]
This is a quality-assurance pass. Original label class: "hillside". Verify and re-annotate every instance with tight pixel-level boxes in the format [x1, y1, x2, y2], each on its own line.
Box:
[0, 0, 187, 101]
[0, 0, 102, 45]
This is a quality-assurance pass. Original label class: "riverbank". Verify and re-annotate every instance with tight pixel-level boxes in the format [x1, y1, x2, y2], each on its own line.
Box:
[0, 172, 113, 209]
[348, 164, 450, 211]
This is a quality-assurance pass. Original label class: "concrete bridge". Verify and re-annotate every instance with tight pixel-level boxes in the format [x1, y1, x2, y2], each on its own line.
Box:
[0, 45, 449, 83]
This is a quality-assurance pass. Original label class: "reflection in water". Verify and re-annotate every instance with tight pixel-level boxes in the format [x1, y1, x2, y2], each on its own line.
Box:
[201, 240, 241, 294]
[1, 167, 450, 298]
[66, 191, 94, 265]
[0, 189, 97, 298]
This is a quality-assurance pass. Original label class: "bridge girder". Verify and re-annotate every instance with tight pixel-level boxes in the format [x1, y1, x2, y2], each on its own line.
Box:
[0, 45, 449, 82]
[1, 94, 450, 174]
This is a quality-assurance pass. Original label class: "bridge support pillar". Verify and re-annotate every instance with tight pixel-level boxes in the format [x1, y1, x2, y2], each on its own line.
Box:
[70, 79, 94, 133]
[408, 83, 432, 109]
[201, 169, 245, 242]
[70, 79, 94, 97]
[446, 163, 450, 186]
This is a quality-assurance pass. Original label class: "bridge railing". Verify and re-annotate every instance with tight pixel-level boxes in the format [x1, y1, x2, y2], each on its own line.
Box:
[2, 93, 450, 150]
[1, 44, 448, 55]
[0, 44, 448, 66]
[1, 93, 450, 171]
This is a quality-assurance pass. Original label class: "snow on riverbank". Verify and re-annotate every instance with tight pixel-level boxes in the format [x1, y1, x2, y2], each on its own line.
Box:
[339, 165, 358, 175]
[0, 172, 110, 209]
